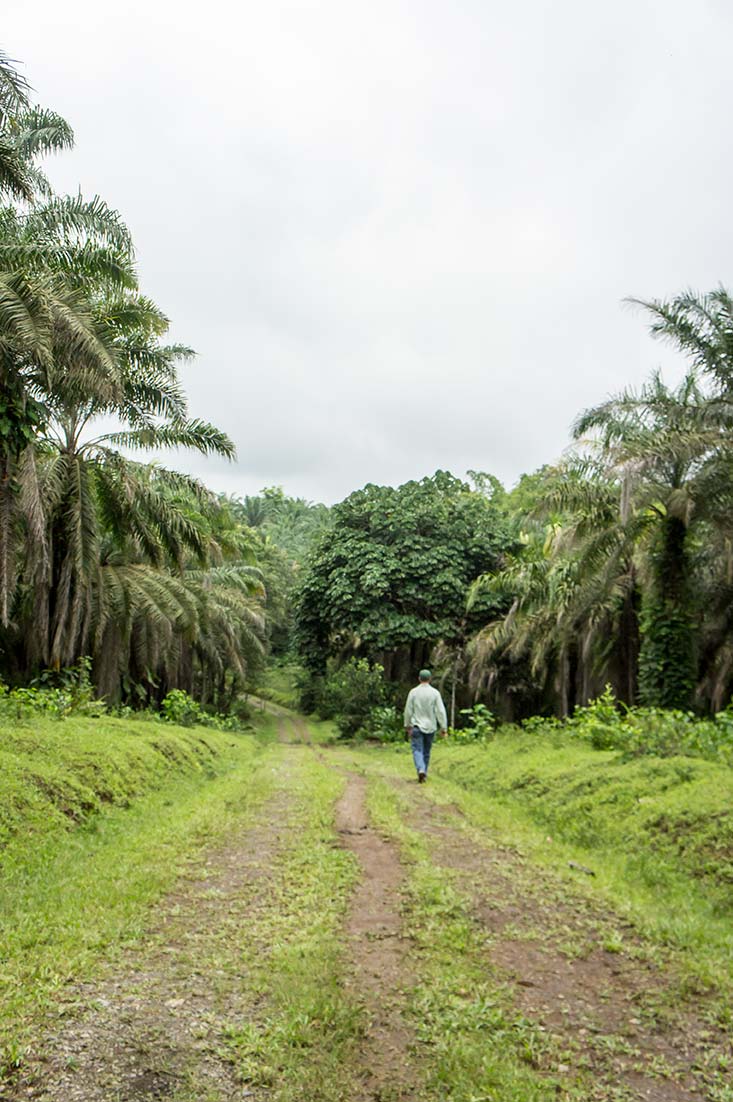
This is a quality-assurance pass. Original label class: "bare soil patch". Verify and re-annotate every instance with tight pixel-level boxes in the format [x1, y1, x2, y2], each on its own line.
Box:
[393, 781, 732, 1102]
[6, 777, 295, 1102]
[335, 774, 421, 1102]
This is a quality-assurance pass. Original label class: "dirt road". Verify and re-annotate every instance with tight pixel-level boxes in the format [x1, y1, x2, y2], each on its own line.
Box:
[5, 723, 731, 1102]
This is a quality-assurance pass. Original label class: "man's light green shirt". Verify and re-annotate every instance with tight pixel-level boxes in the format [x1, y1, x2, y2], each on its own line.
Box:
[403, 683, 448, 733]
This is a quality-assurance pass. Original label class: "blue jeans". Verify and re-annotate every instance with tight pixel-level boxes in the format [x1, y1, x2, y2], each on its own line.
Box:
[410, 727, 435, 776]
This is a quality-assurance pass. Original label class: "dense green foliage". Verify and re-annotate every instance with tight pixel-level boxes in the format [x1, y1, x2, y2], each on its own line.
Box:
[228, 486, 331, 562]
[294, 342, 733, 724]
[0, 54, 273, 711]
[467, 295, 733, 718]
[225, 488, 330, 656]
[316, 657, 389, 737]
[5, 48, 733, 731]
[296, 472, 513, 689]
[539, 688, 733, 765]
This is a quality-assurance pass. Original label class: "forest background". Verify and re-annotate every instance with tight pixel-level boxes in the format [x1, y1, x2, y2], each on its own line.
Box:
[4, 50, 733, 745]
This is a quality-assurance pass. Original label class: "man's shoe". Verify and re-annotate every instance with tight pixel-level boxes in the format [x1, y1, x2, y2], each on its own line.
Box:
[418, 771, 427, 783]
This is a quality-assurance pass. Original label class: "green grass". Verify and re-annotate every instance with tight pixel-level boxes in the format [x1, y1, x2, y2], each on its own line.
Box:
[0, 712, 279, 850]
[305, 716, 339, 744]
[434, 731, 733, 890]
[219, 754, 364, 1102]
[0, 713, 280, 1076]
[365, 776, 584, 1101]
[346, 735, 733, 995]
[7, 712, 732, 1096]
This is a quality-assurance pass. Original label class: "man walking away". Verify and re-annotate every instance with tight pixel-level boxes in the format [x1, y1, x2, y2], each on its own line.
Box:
[403, 669, 448, 783]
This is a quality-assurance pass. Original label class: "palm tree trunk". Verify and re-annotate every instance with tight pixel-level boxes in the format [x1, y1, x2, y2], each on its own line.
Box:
[638, 516, 696, 709]
[0, 457, 14, 627]
[617, 580, 639, 706]
[558, 647, 570, 717]
[450, 647, 462, 729]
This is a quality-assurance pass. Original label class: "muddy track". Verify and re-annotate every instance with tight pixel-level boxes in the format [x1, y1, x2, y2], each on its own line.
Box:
[391, 779, 731, 1102]
[336, 774, 421, 1101]
[7, 771, 296, 1102]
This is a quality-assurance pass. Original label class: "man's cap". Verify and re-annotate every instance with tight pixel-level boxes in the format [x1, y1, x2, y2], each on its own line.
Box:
[419, 668, 432, 680]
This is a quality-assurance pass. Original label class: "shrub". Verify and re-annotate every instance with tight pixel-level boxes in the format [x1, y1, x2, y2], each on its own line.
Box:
[33, 657, 100, 712]
[361, 705, 403, 742]
[567, 685, 625, 749]
[159, 689, 244, 732]
[0, 684, 73, 721]
[533, 686, 733, 765]
[160, 689, 205, 727]
[451, 702, 496, 742]
[318, 658, 389, 738]
[0, 659, 106, 722]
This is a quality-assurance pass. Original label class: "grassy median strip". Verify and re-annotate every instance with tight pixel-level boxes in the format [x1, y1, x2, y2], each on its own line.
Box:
[219, 753, 364, 1102]
[366, 774, 594, 1102]
[0, 716, 280, 1078]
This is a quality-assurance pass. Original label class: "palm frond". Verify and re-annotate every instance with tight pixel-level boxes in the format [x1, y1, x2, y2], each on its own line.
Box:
[107, 419, 236, 459]
[13, 107, 74, 159]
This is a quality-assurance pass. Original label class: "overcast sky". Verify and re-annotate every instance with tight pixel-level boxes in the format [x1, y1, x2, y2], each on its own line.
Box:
[5, 1, 733, 503]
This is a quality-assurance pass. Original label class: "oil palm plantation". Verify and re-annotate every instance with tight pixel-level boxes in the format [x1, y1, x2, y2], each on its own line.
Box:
[0, 54, 138, 624]
[0, 51, 268, 708]
[574, 364, 733, 708]
[468, 463, 641, 715]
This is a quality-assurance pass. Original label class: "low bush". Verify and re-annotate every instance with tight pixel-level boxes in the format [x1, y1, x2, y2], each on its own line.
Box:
[0, 664, 245, 732]
[556, 687, 733, 765]
[0, 658, 104, 722]
[361, 704, 403, 742]
[450, 702, 496, 742]
[317, 658, 389, 738]
[159, 689, 243, 731]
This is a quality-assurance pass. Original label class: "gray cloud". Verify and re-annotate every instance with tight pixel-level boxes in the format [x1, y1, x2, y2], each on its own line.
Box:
[6, 0, 733, 502]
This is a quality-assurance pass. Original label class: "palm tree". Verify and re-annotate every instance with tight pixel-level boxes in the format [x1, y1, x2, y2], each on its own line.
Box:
[573, 370, 733, 709]
[13, 285, 235, 669]
[632, 288, 733, 390]
[0, 51, 268, 712]
[91, 523, 266, 707]
[467, 463, 641, 716]
[0, 64, 138, 624]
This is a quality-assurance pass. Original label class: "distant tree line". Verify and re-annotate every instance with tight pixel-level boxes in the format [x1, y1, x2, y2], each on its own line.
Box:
[295, 291, 733, 719]
[6, 49, 733, 722]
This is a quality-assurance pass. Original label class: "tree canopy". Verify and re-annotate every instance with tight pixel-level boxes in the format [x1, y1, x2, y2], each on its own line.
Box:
[296, 471, 514, 683]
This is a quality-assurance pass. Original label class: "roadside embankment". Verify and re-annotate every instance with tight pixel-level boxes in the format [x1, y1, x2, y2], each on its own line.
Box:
[430, 731, 733, 896]
[355, 729, 733, 990]
[0, 713, 279, 1075]
[0, 715, 270, 851]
